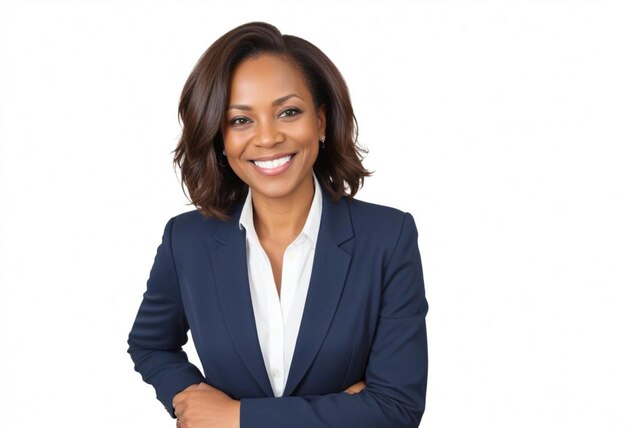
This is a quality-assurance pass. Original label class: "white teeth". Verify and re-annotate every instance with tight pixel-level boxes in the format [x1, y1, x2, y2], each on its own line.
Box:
[253, 155, 292, 169]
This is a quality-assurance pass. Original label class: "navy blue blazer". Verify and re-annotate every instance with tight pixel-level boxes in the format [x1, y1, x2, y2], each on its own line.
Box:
[127, 187, 428, 427]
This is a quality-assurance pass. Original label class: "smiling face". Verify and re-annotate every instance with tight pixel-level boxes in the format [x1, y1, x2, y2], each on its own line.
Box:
[221, 54, 326, 203]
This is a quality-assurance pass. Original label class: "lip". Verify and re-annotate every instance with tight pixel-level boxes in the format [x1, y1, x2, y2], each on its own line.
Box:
[249, 153, 296, 176]
[249, 152, 296, 162]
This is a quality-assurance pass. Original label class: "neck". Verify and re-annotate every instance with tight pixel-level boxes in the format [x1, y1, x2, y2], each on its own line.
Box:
[251, 174, 315, 243]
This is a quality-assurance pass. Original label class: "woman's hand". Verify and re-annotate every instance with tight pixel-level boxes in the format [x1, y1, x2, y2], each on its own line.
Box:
[343, 380, 367, 394]
[172, 382, 240, 428]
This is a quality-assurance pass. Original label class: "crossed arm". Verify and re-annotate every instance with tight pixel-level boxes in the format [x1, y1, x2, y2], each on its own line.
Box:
[128, 212, 428, 427]
[172, 380, 367, 427]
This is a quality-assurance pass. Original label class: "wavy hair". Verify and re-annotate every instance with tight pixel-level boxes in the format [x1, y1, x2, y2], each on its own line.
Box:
[173, 21, 372, 220]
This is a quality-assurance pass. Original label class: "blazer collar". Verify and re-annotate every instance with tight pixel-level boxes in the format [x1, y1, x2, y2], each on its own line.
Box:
[210, 184, 354, 396]
[214, 181, 352, 246]
[237, 171, 324, 247]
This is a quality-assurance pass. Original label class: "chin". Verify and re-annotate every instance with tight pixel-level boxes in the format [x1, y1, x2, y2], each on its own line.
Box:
[247, 169, 314, 200]
[249, 181, 297, 199]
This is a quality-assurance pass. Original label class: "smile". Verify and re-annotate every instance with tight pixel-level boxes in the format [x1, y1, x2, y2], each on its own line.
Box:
[250, 153, 295, 176]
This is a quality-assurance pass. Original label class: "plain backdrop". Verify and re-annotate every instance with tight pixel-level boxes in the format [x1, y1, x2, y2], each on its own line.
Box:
[1, 0, 625, 427]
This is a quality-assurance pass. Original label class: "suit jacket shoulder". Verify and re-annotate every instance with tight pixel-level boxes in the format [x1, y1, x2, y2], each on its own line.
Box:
[343, 196, 415, 266]
[167, 202, 244, 252]
[345, 196, 408, 232]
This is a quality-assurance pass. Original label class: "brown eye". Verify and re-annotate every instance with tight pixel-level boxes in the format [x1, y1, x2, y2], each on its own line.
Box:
[230, 117, 250, 126]
[280, 108, 302, 118]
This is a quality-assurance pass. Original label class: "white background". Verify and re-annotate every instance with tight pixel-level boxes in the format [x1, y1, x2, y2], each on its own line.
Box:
[1, 0, 625, 427]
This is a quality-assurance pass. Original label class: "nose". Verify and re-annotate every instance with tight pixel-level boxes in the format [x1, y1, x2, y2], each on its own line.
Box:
[255, 117, 284, 147]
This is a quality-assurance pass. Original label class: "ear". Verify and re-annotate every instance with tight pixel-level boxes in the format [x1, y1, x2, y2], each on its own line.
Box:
[317, 104, 327, 137]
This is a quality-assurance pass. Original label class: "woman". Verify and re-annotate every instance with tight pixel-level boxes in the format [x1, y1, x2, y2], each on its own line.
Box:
[127, 21, 428, 428]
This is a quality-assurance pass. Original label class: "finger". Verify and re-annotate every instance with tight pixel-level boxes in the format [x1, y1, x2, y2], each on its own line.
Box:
[173, 395, 188, 415]
[172, 393, 184, 409]
[175, 410, 186, 426]
[173, 385, 196, 408]
[344, 380, 366, 394]
[356, 381, 366, 391]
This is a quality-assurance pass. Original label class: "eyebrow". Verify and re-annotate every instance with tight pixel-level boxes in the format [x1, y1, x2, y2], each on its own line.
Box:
[227, 93, 303, 111]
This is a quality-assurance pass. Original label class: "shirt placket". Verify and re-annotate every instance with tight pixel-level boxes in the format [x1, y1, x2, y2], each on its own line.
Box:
[262, 247, 286, 397]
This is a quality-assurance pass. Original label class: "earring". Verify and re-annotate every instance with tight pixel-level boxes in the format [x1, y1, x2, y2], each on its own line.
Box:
[320, 136, 326, 149]
[219, 149, 227, 167]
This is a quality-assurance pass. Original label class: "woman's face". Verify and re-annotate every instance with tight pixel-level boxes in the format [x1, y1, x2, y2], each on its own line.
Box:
[221, 54, 326, 202]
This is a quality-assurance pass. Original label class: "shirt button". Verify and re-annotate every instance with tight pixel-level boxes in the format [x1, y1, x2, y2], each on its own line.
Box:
[271, 368, 281, 378]
[272, 327, 281, 336]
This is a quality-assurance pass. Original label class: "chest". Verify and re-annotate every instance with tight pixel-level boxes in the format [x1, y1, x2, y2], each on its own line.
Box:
[176, 231, 388, 398]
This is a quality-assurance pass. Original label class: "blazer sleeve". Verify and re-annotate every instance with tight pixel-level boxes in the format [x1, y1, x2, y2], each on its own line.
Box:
[240, 212, 429, 428]
[126, 217, 207, 418]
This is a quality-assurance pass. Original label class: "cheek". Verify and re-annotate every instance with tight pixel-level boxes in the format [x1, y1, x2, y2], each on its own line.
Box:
[289, 118, 320, 146]
[222, 132, 247, 157]
[222, 136, 250, 177]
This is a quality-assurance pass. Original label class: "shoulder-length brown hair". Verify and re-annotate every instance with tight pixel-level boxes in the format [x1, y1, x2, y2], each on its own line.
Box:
[173, 21, 372, 221]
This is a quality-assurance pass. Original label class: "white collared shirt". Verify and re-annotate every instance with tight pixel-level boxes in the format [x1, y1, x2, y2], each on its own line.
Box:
[238, 171, 323, 397]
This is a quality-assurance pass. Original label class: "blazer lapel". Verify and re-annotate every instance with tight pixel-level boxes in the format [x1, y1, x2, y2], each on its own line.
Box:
[210, 200, 274, 397]
[209, 188, 354, 398]
[283, 189, 354, 396]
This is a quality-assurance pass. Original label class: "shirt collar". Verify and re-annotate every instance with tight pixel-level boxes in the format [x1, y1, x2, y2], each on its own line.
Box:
[238, 171, 323, 246]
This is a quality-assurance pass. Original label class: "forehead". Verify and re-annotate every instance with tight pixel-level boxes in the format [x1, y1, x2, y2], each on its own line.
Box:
[227, 54, 312, 103]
